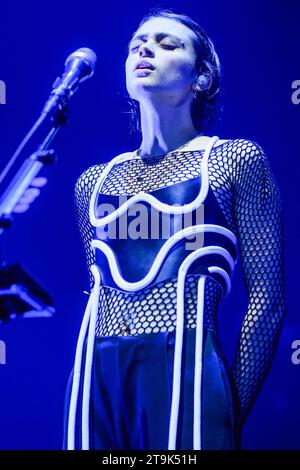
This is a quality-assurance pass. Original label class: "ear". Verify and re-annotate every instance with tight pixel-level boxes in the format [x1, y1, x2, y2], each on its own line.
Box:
[192, 81, 201, 93]
[193, 74, 212, 92]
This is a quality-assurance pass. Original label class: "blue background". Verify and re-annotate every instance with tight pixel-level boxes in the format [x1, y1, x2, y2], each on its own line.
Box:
[0, 0, 298, 450]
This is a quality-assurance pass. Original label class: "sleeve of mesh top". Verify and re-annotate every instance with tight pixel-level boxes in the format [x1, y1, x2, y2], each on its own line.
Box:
[231, 140, 287, 426]
[74, 164, 107, 290]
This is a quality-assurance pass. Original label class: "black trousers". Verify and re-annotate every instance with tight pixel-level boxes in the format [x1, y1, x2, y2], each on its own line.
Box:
[63, 327, 240, 450]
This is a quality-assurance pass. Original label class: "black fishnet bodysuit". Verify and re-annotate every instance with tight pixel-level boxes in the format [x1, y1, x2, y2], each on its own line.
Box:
[74, 138, 286, 424]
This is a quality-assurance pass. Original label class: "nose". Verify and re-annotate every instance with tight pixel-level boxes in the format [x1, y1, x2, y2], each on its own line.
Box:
[139, 40, 155, 57]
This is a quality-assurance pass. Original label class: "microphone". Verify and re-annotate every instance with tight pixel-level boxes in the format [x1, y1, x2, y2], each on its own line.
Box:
[42, 47, 97, 115]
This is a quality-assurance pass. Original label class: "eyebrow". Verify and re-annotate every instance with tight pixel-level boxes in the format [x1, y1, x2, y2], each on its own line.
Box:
[128, 32, 185, 49]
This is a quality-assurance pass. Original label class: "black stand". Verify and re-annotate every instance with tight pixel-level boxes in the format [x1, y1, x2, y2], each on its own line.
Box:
[0, 106, 69, 321]
[0, 262, 55, 322]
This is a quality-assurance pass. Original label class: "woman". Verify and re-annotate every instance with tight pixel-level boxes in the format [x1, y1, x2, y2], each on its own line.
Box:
[63, 9, 286, 450]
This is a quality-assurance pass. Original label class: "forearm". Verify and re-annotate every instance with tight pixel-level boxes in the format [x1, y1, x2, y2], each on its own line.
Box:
[232, 292, 286, 425]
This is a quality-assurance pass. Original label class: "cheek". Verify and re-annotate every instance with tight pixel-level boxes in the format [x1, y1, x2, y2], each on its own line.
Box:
[125, 56, 131, 74]
[164, 59, 195, 84]
[125, 62, 135, 94]
[125, 59, 132, 83]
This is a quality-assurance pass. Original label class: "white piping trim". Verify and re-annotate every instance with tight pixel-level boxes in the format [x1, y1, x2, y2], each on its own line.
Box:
[81, 265, 101, 450]
[193, 275, 206, 450]
[89, 136, 220, 227]
[67, 285, 94, 449]
[168, 247, 231, 450]
[167, 242, 231, 449]
[91, 225, 236, 292]
[208, 266, 232, 297]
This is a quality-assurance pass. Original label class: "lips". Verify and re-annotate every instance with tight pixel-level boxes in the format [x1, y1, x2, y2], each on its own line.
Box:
[135, 60, 155, 71]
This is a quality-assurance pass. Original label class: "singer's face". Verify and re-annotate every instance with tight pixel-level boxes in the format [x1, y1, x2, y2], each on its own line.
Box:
[125, 17, 198, 103]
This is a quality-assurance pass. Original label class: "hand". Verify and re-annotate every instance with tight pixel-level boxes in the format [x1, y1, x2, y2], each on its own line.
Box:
[12, 176, 48, 213]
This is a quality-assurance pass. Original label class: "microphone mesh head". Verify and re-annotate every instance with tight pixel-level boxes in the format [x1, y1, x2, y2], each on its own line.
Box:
[65, 47, 97, 76]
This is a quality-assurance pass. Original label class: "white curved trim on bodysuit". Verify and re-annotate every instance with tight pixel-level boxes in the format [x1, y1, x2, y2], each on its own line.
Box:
[89, 137, 211, 226]
[67, 135, 238, 450]
[91, 231, 235, 294]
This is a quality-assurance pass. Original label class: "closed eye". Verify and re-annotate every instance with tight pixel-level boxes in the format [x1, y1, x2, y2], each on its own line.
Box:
[161, 43, 177, 49]
[130, 43, 177, 53]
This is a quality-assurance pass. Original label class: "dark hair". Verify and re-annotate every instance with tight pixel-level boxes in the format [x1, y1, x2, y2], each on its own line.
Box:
[125, 7, 222, 134]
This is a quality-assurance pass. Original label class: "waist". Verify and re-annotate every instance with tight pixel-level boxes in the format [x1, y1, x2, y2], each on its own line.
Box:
[94, 274, 222, 338]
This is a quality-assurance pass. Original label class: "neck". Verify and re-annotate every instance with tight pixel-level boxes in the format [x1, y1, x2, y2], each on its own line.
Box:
[138, 98, 202, 158]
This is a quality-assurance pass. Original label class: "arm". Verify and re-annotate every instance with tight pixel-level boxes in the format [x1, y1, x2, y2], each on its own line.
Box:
[74, 163, 107, 289]
[231, 140, 287, 425]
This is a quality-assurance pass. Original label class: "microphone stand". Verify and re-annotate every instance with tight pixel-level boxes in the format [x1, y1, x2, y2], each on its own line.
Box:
[0, 104, 69, 322]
